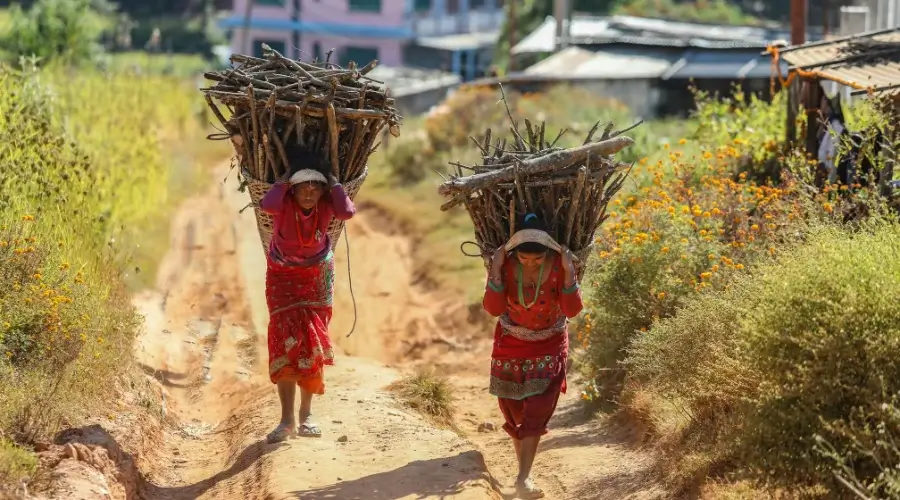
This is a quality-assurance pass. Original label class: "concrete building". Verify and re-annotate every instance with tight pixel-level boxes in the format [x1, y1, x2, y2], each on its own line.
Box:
[221, 0, 503, 80]
[491, 15, 794, 118]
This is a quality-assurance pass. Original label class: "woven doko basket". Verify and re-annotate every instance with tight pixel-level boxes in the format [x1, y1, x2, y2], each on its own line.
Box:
[242, 167, 369, 253]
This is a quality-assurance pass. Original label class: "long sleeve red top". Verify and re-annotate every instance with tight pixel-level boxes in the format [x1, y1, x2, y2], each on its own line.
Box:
[260, 181, 355, 260]
[482, 255, 583, 327]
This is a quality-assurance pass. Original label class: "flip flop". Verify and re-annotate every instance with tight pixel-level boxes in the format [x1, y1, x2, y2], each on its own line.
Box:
[266, 425, 294, 444]
[515, 478, 545, 499]
[297, 422, 322, 438]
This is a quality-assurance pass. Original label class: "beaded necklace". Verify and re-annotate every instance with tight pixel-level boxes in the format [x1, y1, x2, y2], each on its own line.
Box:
[516, 261, 545, 310]
[293, 204, 321, 247]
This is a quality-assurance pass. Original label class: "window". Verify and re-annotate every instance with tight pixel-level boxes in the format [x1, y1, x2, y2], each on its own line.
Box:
[341, 46, 379, 67]
[348, 0, 381, 12]
[470, 0, 485, 8]
[255, 0, 284, 5]
[313, 42, 323, 61]
[253, 39, 286, 58]
[414, 0, 431, 11]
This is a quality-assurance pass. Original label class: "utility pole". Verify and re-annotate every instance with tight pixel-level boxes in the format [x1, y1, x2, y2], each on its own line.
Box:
[554, 0, 568, 50]
[790, 0, 807, 45]
[506, 0, 518, 73]
[508, 0, 516, 72]
[292, 0, 301, 60]
[241, 0, 254, 55]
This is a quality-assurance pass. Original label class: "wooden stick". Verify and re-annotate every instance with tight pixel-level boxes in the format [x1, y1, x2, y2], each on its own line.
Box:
[248, 86, 262, 179]
[326, 103, 340, 179]
[438, 136, 635, 195]
[264, 92, 278, 179]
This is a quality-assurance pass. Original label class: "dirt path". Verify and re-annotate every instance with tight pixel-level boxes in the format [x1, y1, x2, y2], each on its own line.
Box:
[126, 169, 499, 500]
[37, 163, 665, 499]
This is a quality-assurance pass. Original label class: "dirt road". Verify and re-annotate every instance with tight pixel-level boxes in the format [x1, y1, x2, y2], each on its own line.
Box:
[38, 165, 664, 499]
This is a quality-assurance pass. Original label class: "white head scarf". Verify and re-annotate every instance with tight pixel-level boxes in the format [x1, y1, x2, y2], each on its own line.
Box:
[504, 229, 563, 254]
[289, 169, 328, 186]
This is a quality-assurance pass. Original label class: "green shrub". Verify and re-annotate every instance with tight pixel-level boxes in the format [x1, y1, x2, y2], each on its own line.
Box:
[4, 0, 107, 64]
[0, 60, 219, 462]
[627, 222, 900, 495]
[0, 438, 36, 489]
[738, 222, 900, 490]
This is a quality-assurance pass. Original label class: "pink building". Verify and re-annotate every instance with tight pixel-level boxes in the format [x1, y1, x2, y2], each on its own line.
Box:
[223, 0, 504, 79]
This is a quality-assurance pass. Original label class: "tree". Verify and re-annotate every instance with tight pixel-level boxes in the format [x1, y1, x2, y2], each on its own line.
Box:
[5, 0, 108, 64]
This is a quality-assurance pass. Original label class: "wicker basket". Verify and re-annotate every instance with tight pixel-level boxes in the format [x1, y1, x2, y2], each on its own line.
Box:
[242, 167, 369, 253]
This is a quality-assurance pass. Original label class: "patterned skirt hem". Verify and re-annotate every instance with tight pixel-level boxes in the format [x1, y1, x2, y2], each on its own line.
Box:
[489, 376, 553, 401]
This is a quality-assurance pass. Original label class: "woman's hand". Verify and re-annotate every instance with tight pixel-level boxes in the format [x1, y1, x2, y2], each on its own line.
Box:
[279, 170, 293, 184]
[328, 173, 340, 187]
[489, 247, 506, 281]
[560, 246, 577, 283]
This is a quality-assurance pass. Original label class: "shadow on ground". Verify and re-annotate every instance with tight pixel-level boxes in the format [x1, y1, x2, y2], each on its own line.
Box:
[288, 451, 495, 499]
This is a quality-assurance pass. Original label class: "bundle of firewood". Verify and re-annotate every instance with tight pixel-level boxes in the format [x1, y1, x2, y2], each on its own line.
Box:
[200, 45, 402, 251]
[438, 90, 637, 279]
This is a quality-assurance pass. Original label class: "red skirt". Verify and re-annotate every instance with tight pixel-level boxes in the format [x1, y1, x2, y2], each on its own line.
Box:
[265, 248, 335, 393]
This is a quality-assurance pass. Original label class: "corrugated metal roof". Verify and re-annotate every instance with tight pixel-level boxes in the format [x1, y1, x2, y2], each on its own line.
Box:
[367, 66, 461, 96]
[513, 15, 793, 54]
[572, 48, 678, 78]
[524, 46, 597, 75]
[663, 49, 788, 80]
[523, 46, 783, 81]
[415, 31, 499, 51]
[525, 46, 677, 79]
[780, 28, 900, 93]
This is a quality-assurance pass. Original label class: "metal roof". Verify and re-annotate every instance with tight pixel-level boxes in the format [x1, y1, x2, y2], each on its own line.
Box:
[525, 46, 677, 79]
[523, 46, 783, 81]
[513, 14, 793, 54]
[572, 48, 679, 78]
[663, 49, 788, 80]
[366, 66, 461, 97]
[415, 31, 499, 51]
[524, 46, 597, 75]
[779, 27, 900, 94]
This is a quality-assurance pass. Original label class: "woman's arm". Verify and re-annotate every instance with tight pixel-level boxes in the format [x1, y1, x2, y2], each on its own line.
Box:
[482, 249, 508, 317]
[260, 182, 291, 215]
[328, 175, 356, 220]
[559, 248, 584, 318]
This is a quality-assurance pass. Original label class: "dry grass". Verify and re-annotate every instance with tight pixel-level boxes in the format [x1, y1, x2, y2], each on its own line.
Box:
[389, 372, 456, 425]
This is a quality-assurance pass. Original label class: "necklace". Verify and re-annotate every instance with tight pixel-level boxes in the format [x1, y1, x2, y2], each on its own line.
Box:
[517, 261, 545, 310]
[293, 204, 320, 247]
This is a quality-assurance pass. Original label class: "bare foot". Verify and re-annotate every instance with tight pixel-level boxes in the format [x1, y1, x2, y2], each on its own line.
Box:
[515, 477, 545, 499]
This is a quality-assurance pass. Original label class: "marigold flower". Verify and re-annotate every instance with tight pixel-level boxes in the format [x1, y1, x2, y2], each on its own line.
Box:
[657, 292, 667, 299]
[700, 272, 712, 280]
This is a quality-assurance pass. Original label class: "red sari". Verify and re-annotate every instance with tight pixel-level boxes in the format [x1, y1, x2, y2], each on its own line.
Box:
[482, 254, 583, 439]
[265, 248, 334, 394]
[260, 182, 354, 394]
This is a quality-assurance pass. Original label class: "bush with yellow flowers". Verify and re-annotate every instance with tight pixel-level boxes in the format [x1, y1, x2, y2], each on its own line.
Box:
[576, 88, 802, 403]
[0, 61, 225, 488]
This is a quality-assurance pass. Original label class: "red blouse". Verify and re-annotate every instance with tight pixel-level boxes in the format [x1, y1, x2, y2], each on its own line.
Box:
[260, 182, 355, 260]
[482, 254, 583, 327]
[482, 254, 583, 400]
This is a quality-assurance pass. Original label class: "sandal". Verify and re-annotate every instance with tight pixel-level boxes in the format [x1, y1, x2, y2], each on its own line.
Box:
[515, 477, 545, 499]
[266, 424, 294, 444]
[297, 422, 322, 438]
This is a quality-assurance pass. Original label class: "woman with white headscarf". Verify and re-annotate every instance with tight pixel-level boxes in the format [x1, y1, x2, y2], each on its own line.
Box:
[482, 213, 583, 498]
[259, 153, 355, 443]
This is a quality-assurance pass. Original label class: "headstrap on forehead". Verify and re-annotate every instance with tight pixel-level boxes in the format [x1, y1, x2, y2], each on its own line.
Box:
[289, 169, 328, 186]
[504, 229, 563, 254]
